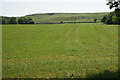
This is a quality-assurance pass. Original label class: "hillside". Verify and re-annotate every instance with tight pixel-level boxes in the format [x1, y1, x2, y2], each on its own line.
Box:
[26, 13, 109, 24]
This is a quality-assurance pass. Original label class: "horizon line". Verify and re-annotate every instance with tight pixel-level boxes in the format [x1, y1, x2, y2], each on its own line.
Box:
[1, 11, 111, 17]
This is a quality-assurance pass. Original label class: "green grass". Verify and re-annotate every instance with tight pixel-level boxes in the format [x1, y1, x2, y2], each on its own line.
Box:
[2, 23, 118, 78]
[26, 13, 109, 23]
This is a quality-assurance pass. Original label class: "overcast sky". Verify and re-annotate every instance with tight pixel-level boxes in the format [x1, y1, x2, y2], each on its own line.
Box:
[0, 0, 114, 17]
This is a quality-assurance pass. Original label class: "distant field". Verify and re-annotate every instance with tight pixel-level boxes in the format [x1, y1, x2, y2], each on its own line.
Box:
[2, 23, 118, 78]
[26, 13, 109, 23]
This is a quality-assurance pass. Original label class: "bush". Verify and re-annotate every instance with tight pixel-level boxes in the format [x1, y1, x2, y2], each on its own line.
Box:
[60, 21, 63, 24]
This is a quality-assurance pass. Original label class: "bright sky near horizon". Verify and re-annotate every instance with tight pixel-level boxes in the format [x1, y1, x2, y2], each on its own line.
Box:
[0, 0, 114, 17]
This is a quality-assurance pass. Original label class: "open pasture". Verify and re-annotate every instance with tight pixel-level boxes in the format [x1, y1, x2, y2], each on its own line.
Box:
[2, 23, 118, 78]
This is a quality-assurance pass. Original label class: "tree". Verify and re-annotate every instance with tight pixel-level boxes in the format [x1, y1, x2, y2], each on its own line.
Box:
[18, 17, 34, 24]
[105, 18, 113, 24]
[2, 17, 7, 24]
[18, 17, 24, 24]
[115, 8, 120, 17]
[101, 16, 107, 23]
[107, 0, 120, 9]
[0, 17, 1, 24]
[2, 17, 10, 24]
[112, 16, 120, 24]
[94, 18, 97, 23]
[107, 0, 120, 17]
[9, 17, 17, 24]
[27, 17, 34, 24]
[102, 0, 120, 24]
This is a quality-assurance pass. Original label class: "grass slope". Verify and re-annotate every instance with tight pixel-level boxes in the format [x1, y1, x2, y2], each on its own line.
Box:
[2, 23, 118, 78]
[26, 13, 109, 23]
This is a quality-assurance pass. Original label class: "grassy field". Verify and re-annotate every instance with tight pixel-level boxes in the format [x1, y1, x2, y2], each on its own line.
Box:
[26, 13, 109, 23]
[2, 23, 118, 78]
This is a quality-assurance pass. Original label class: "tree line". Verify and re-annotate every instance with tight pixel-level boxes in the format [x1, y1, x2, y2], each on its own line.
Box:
[2, 17, 34, 24]
[101, 12, 120, 24]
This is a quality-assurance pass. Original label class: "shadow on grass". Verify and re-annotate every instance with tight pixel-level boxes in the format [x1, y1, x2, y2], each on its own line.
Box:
[1, 70, 119, 80]
[85, 70, 119, 79]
